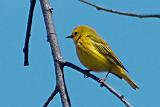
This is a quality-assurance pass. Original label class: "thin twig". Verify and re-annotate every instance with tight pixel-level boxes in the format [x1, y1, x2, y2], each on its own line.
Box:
[64, 61, 132, 107]
[43, 86, 59, 107]
[23, 0, 36, 66]
[79, 0, 160, 19]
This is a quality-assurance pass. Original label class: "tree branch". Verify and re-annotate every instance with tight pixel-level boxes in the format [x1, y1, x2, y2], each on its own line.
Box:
[39, 0, 71, 107]
[43, 86, 59, 107]
[64, 61, 132, 107]
[23, 0, 36, 66]
[24, 0, 136, 107]
[79, 0, 160, 19]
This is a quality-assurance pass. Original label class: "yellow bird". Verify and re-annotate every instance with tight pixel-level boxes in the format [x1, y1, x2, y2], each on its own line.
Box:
[66, 25, 139, 90]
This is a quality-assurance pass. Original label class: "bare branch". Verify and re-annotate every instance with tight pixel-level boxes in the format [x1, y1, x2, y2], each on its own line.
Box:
[24, 0, 136, 107]
[43, 86, 59, 107]
[79, 0, 160, 19]
[64, 61, 132, 107]
[39, 0, 71, 107]
[23, 0, 36, 66]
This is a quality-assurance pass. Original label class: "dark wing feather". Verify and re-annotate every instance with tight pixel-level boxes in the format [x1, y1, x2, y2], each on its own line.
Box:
[87, 34, 129, 73]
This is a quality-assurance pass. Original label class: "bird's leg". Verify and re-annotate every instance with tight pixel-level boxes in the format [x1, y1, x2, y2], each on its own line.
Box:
[83, 69, 92, 78]
[98, 72, 110, 87]
[98, 72, 109, 82]
[105, 72, 110, 79]
[100, 67, 112, 82]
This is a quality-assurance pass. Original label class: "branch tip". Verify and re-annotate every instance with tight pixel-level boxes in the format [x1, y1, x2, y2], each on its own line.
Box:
[79, 0, 160, 19]
[23, 0, 36, 66]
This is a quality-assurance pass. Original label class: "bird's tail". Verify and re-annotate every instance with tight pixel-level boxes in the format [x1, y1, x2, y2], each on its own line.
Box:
[112, 66, 139, 90]
[122, 73, 139, 90]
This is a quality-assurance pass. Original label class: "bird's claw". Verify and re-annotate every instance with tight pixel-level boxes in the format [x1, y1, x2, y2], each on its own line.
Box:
[98, 78, 106, 87]
[98, 78, 106, 82]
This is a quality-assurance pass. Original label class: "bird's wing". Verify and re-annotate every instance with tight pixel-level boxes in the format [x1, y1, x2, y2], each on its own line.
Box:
[87, 34, 128, 72]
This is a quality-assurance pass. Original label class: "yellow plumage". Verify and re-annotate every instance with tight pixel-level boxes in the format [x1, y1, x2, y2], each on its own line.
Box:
[67, 25, 139, 90]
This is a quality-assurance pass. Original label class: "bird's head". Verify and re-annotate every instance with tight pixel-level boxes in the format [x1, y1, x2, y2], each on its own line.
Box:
[66, 25, 96, 44]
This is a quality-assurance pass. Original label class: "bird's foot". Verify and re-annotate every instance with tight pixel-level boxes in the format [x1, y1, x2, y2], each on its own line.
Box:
[98, 78, 106, 82]
[98, 78, 106, 87]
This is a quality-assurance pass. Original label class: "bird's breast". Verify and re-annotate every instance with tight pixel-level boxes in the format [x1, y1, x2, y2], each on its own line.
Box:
[76, 40, 112, 72]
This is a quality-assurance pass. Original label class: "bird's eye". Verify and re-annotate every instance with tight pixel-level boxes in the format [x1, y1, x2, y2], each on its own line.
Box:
[74, 32, 78, 35]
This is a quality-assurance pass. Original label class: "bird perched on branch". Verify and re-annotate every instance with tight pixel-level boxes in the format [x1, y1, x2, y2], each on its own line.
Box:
[66, 25, 139, 90]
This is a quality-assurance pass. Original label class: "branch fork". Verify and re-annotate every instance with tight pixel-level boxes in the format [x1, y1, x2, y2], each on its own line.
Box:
[43, 58, 132, 107]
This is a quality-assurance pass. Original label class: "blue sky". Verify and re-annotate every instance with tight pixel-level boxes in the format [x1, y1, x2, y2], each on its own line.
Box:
[0, 0, 160, 107]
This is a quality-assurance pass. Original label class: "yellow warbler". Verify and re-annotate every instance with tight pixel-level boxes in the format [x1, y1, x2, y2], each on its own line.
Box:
[66, 25, 139, 90]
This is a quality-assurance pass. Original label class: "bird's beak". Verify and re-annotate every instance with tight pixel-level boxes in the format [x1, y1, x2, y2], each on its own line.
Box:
[66, 35, 73, 38]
